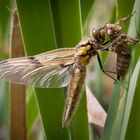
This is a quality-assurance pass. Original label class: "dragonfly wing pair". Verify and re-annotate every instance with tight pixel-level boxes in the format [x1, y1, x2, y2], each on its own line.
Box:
[0, 48, 75, 88]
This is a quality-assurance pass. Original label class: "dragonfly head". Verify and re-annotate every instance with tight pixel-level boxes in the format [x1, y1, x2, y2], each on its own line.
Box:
[92, 27, 106, 44]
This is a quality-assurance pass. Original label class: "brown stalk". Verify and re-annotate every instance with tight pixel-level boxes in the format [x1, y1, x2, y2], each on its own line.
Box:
[10, 10, 26, 140]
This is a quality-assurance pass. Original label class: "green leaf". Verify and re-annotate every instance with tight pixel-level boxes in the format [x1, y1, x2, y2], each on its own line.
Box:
[80, 0, 95, 24]
[120, 0, 140, 138]
[116, 0, 135, 31]
[127, 0, 140, 68]
[71, 88, 89, 140]
[26, 88, 39, 134]
[0, 0, 11, 139]
[50, 1, 89, 139]
[116, 0, 135, 19]
[121, 58, 140, 140]
[50, 0, 83, 47]
[101, 1, 138, 139]
[101, 81, 127, 140]
[16, 0, 89, 139]
[16, 0, 69, 139]
[0, 0, 11, 41]
[0, 81, 9, 125]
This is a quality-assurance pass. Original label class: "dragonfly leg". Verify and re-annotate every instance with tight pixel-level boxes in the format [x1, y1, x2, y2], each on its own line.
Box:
[102, 40, 110, 45]
[102, 70, 116, 74]
[101, 48, 110, 51]
[127, 37, 140, 44]
[96, 53, 117, 82]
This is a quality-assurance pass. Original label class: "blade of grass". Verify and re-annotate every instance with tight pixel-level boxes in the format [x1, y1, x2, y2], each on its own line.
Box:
[16, 0, 70, 139]
[0, 0, 11, 134]
[127, 0, 140, 68]
[26, 88, 39, 135]
[101, 81, 127, 140]
[0, 0, 11, 42]
[16, 0, 89, 139]
[101, 1, 136, 139]
[50, 1, 89, 139]
[80, 0, 95, 24]
[0, 0, 11, 133]
[71, 87, 89, 140]
[120, 0, 140, 138]
[50, 0, 83, 47]
[116, 0, 134, 19]
[121, 58, 140, 140]
[10, 10, 26, 140]
[116, 0, 135, 31]
[133, 1, 140, 68]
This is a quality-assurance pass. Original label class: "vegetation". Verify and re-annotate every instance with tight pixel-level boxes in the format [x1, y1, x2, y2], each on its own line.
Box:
[0, 0, 140, 140]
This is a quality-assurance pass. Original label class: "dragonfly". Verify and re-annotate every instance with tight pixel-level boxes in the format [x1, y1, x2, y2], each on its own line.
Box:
[0, 27, 109, 128]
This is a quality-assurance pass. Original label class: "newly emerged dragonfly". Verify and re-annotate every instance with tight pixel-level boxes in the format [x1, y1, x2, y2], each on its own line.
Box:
[0, 28, 108, 128]
[102, 13, 140, 80]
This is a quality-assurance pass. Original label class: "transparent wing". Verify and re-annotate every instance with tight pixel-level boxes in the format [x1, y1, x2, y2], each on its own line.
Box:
[35, 48, 75, 61]
[0, 48, 75, 88]
[103, 51, 117, 78]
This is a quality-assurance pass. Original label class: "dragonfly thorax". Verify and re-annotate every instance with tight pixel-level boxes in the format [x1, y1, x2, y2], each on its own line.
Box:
[75, 43, 96, 66]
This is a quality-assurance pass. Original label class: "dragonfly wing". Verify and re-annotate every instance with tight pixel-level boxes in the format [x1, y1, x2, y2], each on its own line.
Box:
[23, 65, 73, 88]
[103, 51, 117, 78]
[35, 48, 75, 61]
[0, 48, 75, 88]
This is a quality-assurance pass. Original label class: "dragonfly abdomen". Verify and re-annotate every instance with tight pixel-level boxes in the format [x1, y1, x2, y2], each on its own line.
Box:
[116, 46, 131, 80]
[62, 65, 86, 128]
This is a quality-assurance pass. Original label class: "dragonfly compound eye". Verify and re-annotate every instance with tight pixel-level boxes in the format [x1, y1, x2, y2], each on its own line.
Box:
[92, 28, 105, 43]
[92, 28, 97, 37]
[100, 29, 106, 36]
